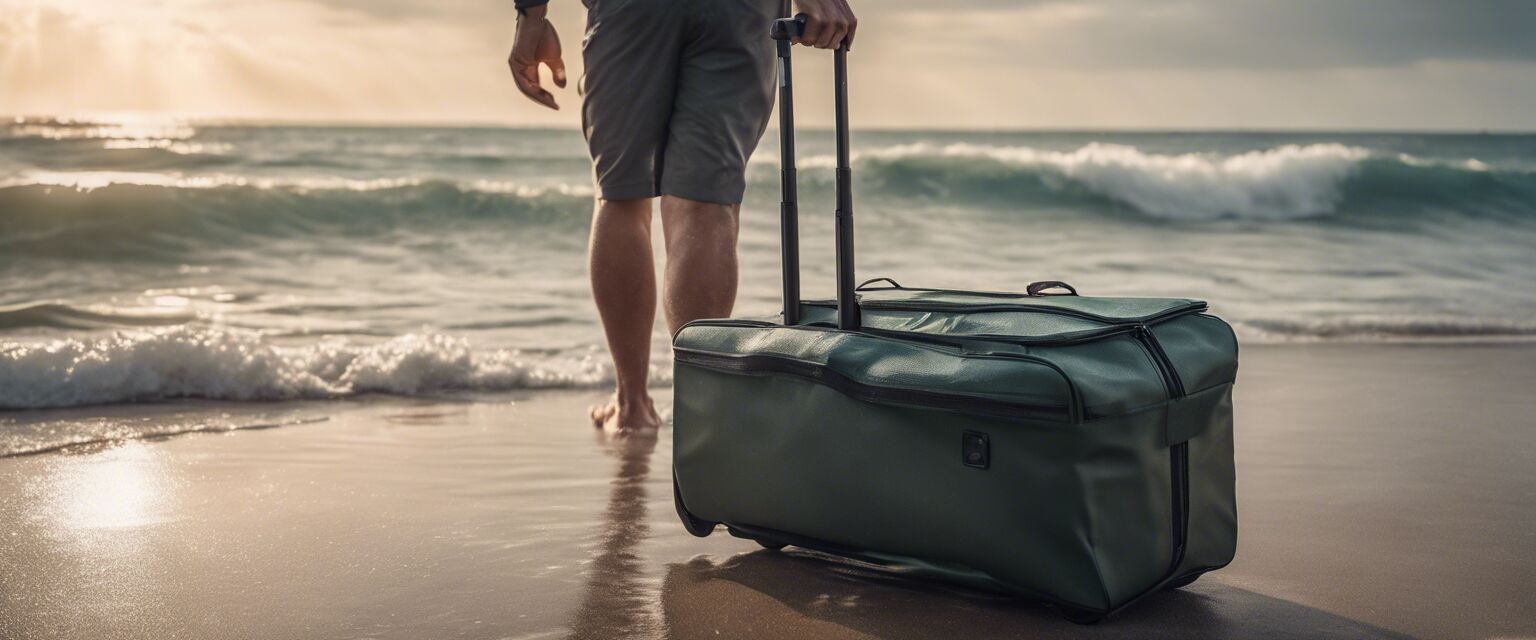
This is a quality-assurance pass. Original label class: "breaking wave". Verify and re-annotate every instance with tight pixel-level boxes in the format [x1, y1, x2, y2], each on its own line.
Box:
[801, 142, 1536, 220]
[0, 328, 665, 410]
[3, 144, 1532, 258]
[1232, 316, 1536, 342]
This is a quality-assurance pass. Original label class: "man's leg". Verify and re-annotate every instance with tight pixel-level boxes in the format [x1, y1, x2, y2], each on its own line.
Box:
[660, 196, 740, 335]
[588, 197, 661, 431]
[651, 1, 773, 333]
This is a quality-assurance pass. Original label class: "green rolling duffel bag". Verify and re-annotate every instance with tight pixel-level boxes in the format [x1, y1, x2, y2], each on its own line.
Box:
[671, 16, 1238, 624]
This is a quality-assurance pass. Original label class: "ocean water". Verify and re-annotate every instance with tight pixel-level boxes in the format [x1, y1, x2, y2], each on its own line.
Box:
[3, 116, 1535, 411]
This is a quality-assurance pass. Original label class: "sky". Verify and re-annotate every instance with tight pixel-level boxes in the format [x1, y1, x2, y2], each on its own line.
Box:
[3, 0, 1536, 130]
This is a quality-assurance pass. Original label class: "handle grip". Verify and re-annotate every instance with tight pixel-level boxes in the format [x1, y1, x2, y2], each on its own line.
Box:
[770, 14, 807, 41]
[1027, 281, 1079, 296]
[856, 277, 903, 291]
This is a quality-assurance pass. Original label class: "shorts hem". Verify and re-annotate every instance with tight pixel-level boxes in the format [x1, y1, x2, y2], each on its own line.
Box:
[659, 180, 745, 206]
[596, 181, 660, 201]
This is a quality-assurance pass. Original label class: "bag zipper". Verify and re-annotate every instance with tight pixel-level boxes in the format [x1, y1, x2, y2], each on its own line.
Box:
[674, 347, 1071, 421]
[1129, 323, 1191, 589]
[871, 325, 1140, 348]
[802, 297, 1207, 326]
[1133, 324, 1186, 398]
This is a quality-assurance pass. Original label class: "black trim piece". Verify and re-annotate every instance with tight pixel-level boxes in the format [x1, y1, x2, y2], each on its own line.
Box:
[1168, 441, 1190, 578]
[674, 348, 1071, 421]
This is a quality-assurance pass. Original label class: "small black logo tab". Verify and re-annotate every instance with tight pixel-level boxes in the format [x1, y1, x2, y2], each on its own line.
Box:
[962, 431, 990, 469]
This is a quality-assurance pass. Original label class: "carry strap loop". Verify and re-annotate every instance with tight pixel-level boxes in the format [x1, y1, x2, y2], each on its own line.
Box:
[855, 277, 903, 291]
[1027, 281, 1079, 296]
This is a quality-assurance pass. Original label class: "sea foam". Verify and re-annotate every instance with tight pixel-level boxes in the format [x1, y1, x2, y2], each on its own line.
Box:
[0, 328, 648, 409]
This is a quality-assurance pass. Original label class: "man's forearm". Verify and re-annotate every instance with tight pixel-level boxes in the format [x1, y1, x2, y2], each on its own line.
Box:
[515, 0, 549, 11]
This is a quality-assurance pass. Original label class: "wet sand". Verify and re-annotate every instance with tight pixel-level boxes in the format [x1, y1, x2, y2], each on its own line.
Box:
[1, 344, 1533, 639]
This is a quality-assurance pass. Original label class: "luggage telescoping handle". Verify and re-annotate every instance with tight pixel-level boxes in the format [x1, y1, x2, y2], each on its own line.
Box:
[771, 14, 860, 331]
[771, 15, 801, 325]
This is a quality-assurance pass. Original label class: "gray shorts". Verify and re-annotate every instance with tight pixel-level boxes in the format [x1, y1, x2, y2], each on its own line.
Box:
[580, 0, 782, 205]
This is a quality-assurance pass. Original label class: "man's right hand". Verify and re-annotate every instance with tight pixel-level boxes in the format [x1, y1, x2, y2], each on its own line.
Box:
[792, 0, 858, 50]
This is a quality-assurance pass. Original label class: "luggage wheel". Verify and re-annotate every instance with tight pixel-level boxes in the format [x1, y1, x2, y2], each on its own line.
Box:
[725, 526, 788, 551]
[1056, 606, 1105, 625]
[672, 472, 718, 538]
[1165, 573, 1200, 590]
[755, 539, 788, 551]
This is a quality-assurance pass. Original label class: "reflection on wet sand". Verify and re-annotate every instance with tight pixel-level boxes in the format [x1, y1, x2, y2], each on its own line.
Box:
[660, 551, 1414, 640]
[26, 441, 179, 633]
[567, 428, 662, 639]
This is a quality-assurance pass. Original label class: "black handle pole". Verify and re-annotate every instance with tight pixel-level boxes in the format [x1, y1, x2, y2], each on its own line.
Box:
[775, 38, 801, 326]
[833, 46, 859, 331]
[770, 14, 857, 330]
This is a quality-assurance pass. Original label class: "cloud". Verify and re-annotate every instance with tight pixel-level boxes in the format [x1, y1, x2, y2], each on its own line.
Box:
[301, 0, 495, 22]
[0, 0, 545, 122]
[1, 0, 1534, 129]
[881, 0, 1536, 69]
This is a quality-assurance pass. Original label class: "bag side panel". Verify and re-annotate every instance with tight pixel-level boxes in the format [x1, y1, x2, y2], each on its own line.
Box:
[673, 365, 1114, 610]
[1151, 313, 1239, 395]
[1179, 384, 1238, 575]
[1030, 338, 1169, 418]
[1151, 314, 1239, 577]
[1079, 409, 1177, 608]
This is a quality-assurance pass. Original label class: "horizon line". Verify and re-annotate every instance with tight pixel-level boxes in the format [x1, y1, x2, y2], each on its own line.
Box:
[8, 114, 1535, 136]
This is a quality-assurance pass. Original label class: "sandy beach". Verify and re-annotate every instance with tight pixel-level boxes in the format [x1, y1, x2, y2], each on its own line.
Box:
[7, 1, 1536, 636]
[1, 343, 1532, 639]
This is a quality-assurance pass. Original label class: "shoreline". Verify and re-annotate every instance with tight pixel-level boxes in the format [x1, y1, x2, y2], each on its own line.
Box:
[3, 340, 1532, 457]
[1, 343, 1532, 639]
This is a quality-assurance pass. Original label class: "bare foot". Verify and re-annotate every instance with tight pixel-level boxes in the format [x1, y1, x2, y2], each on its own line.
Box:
[589, 394, 660, 432]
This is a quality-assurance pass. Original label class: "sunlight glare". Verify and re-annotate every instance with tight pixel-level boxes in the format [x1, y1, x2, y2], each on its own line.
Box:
[56, 441, 173, 531]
